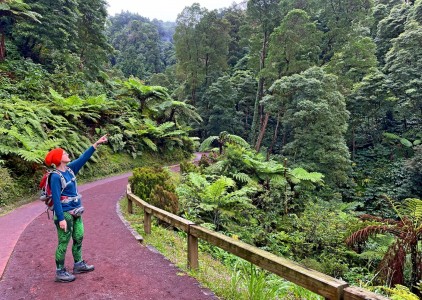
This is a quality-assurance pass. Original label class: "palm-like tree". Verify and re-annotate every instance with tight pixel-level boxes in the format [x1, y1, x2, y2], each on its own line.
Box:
[0, 0, 41, 61]
[199, 131, 250, 154]
[346, 197, 422, 295]
[120, 76, 170, 116]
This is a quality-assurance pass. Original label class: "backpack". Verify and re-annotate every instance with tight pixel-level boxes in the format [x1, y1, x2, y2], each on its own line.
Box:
[39, 167, 76, 215]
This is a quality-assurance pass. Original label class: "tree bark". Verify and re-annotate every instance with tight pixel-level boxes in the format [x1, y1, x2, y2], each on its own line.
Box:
[255, 112, 269, 152]
[0, 33, 6, 61]
[267, 111, 281, 160]
[249, 32, 269, 145]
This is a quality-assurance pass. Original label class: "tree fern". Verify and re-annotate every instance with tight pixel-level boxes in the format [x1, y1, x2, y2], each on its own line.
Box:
[200, 131, 250, 154]
[290, 168, 324, 183]
[233, 172, 253, 184]
[142, 137, 157, 152]
[199, 136, 218, 151]
[346, 196, 422, 292]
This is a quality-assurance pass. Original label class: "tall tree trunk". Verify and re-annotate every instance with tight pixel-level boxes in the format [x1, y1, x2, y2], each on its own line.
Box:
[351, 126, 356, 161]
[267, 111, 281, 160]
[249, 83, 261, 144]
[0, 33, 6, 61]
[410, 243, 421, 296]
[249, 32, 268, 145]
[255, 112, 269, 151]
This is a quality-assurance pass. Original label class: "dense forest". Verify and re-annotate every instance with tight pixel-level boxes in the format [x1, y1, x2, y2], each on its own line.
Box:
[1, 0, 421, 298]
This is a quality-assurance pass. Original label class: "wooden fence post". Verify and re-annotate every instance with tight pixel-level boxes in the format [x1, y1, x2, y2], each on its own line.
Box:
[144, 208, 152, 234]
[127, 186, 133, 214]
[187, 231, 198, 270]
[127, 197, 133, 214]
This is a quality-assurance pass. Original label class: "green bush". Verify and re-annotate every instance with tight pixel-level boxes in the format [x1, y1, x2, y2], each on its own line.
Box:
[0, 167, 16, 206]
[179, 161, 199, 174]
[129, 166, 178, 213]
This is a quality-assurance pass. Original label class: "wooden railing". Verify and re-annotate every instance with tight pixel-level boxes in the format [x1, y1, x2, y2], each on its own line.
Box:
[126, 185, 389, 300]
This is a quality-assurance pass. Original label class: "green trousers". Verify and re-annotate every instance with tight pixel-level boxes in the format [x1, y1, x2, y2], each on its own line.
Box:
[54, 212, 84, 269]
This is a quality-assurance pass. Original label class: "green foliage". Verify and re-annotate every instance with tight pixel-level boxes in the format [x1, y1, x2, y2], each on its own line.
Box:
[174, 4, 230, 103]
[266, 9, 321, 79]
[0, 166, 16, 206]
[267, 200, 361, 278]
[176, 172, 256, 232]
[199, 131, 250, 154]
[179, 161, 199, 175]
[129, 167, 177, 213]
[378, 284, 420, 300]
[346, 196, 422, 294]
[265, 67, 352, 188]
[107, 12, 174, 79]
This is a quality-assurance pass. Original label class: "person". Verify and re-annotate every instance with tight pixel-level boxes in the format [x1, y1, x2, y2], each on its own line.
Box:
[44, 134, 108, 283]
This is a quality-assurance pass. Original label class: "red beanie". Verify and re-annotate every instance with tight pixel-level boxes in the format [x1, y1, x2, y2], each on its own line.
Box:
[45, 148, 64, 167]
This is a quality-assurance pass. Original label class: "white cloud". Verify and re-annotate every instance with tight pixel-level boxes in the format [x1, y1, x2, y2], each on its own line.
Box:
[106, 0, 242, 21]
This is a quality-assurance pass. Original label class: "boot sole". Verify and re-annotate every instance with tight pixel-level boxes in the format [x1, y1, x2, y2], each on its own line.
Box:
[73, 268, 95, 274]
[55, 277, 76, 283]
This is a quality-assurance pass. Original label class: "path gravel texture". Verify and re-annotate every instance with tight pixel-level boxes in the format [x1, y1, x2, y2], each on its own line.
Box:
[0, 163, 216, 300]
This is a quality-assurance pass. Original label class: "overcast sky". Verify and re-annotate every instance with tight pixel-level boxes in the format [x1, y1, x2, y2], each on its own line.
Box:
[106, 0, 242, 22]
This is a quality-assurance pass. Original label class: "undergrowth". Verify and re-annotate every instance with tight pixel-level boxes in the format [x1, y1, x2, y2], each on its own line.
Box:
[119, 198, 323, 300]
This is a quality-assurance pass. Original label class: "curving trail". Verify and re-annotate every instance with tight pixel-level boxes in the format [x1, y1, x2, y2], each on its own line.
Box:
[0, 153, 215, 300]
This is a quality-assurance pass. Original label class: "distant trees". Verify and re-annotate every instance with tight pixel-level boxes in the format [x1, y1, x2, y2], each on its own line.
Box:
[107, 12, 175, 79]
[0, 0, 40, 61]
[265, 67, 351, 187]
[174, 4, 230, 105]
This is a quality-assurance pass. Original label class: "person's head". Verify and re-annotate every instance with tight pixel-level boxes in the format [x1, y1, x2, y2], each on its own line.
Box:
[44, 148, 70, 168]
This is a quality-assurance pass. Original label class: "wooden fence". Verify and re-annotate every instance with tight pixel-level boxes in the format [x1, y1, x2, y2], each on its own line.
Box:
[126, 185, 389, 300]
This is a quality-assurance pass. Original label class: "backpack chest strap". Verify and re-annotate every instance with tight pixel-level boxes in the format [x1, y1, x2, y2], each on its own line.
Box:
[60, 194, 82, 203]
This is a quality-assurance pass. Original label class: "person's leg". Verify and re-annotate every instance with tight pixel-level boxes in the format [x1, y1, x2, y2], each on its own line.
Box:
[54, 212, 75, 282]
[55, 212, 73, 269]
[72, 216, 94, 273]
[71, 215, 84, 263]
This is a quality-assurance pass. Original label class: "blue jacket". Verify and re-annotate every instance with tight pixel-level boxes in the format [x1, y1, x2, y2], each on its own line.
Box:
[50, 146, 96, 221]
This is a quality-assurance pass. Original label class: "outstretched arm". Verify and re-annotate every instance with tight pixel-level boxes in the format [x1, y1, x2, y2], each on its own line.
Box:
[68, 134, 108, 174]
[93, 134, 108, 149]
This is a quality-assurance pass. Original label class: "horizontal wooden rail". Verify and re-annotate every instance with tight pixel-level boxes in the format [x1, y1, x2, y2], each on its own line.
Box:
[126, 186, 389, 300]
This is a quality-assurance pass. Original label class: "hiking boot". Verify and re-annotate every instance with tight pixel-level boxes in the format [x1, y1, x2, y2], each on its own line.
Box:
[73, 260, 95, 274]
[55, 268, 76, 282]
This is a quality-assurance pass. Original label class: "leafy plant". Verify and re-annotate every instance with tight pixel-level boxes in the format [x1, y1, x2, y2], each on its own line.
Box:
[346, 196, 422, 295]
[129, 166, 177, 213]
[200, 131, 250, 154]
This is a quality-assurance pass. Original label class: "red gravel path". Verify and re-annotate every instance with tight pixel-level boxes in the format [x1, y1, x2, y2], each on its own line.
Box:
[0, 164, 216, 300]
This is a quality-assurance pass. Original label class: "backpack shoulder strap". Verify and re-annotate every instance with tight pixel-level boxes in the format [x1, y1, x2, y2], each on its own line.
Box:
[48, 169, 67, 192]
[65, 166, 76, 181]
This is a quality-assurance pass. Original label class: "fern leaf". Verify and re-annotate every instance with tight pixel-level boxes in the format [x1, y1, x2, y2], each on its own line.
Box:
[142, 137, 157, 152]
[199, 136, 218, 151]
[232, 172, 252, 183]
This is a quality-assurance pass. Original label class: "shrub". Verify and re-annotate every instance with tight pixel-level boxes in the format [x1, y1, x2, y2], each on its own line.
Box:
[129, 167, 178, 213]
[0, 167, 16, 206]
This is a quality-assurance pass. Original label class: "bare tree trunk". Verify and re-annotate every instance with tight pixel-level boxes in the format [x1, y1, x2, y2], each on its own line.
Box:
[255, 112, 269, 152]
[249, 32, 268, 145]
[0, 33, 6, 61]
[351, 126, 356, 161]
[267, 111, 281, 160]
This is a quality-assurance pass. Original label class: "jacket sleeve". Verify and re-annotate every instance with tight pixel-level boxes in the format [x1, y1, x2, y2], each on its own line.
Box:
[67, 146, 96, 174]
[50, 173, 64, 222]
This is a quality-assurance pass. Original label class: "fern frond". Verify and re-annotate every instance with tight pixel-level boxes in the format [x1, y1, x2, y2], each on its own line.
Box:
[187, 172, 209, 189]
[142, 137, 157, 152]
[290, 168, 324, 183]
[199, 136, 218, 151]
[346, 225, 401, 248]
[232, 172, 252, 183]
[226, 134, 250, 148]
